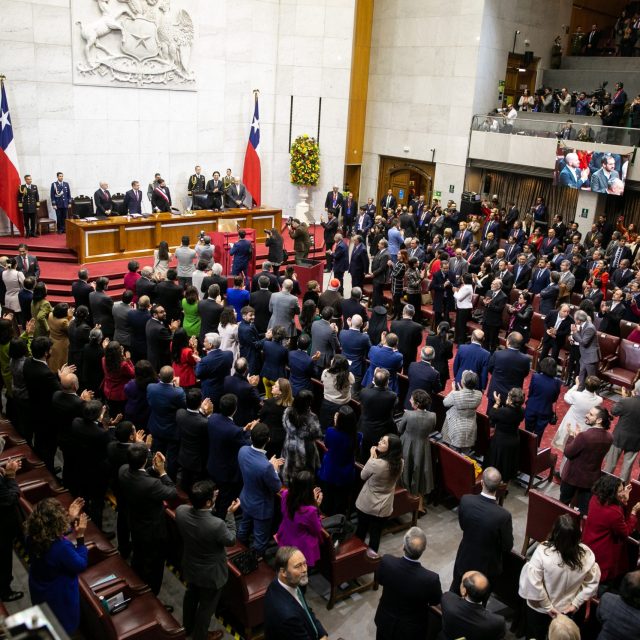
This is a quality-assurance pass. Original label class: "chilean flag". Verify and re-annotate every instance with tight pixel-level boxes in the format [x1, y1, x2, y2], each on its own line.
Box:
[0, 82, 23, 234]
[242, 93, 261, 207]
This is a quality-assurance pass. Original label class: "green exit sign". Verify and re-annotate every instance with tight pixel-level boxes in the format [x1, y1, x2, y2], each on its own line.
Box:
[434, 190, 442, 197]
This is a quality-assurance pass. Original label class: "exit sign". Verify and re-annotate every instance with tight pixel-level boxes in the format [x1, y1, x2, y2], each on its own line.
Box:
[434, 190, 442, 197]
[581, 208, 589, 218]
[449, 185, 455, 193]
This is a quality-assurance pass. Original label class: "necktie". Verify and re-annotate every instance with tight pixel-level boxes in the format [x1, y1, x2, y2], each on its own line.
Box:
[614, 248, 622, 268]
[296, 587, 318, 638]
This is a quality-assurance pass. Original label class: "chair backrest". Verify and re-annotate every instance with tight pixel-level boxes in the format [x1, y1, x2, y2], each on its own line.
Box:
[475, 412, 491, 457]
[618, 339, 640, 371]
[532, 294, 540, 313]
[598, 332, 621, 361]
[518, 428, 553, 476]
[524, 489, 581, 548]
[435, 442, 479, 501]
[620, 320, 639, 341]
[530, 312, 546, 341]
[570, 292, 583, 306]
[509, 288, 521, 304]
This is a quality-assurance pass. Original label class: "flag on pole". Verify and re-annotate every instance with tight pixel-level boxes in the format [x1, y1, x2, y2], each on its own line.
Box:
[242, 92, 261, 207]
[0, 80, 23, 235]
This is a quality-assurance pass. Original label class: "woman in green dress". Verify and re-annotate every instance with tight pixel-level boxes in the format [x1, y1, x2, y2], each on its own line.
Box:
[31, 282, 52, 338]
[181, 285, 201, 338]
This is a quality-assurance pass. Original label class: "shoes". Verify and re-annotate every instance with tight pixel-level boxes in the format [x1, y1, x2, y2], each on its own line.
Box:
[207, 631, 224, 640]
[1, 590, 24, 602]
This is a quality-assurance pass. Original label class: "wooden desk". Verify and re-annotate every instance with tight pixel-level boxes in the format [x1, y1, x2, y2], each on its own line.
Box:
[65, 208, 281, 264]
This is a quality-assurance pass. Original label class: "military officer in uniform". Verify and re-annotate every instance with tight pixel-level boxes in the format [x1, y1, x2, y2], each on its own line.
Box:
[206, 171, 225, 211]
[187, 165, 205, 207]
[50, 171, 71, 234]
[223, 168, 234, 191]
[18, 174, 40, 238]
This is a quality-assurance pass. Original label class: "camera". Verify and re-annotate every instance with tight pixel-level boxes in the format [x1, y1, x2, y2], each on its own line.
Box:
[199, 230, 205, 241]
[286, 216, 294, 225]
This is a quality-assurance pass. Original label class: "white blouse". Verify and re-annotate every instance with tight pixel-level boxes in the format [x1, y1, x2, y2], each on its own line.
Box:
[454, 284, 473, 309]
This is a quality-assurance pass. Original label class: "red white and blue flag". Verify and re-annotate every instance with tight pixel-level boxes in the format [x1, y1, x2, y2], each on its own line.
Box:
[242, 93, 261, 207]
[0, 81, 23, 234]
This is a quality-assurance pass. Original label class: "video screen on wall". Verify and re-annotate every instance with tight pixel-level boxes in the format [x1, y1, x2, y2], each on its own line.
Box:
[554, 144, 630, 196]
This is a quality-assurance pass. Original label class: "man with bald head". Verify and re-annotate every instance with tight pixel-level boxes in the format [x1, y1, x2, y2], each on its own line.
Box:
[441, 570, 506, 639]
[451, 467, 513, 599]
[558, 152, 589, 189]
[453, 329, 490, 390]
[338, 314, 371, 399]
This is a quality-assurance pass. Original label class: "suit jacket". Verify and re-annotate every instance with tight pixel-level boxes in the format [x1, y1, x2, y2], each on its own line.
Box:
[324, 190, 344, 213]
[571, 320, 599, 364]
[453, 493, 514, 581]
[251, 270, 280, 293]
[359, 385, 398, 443]
[155, 280, 184, 323]
[380, 193, 397, 212]
[146, 381, 186, 441]
[482, 290, 507, 327]
[333, 240, 349, 274]
[440, 591, 506, 640]
[71, 280, 93, 311]
[599, 302, 627, 337]
[123, 188, 143, 214]
[196, 349, 234, 405]
[206, 413, 250, 483]
[541, 310, 572, 349]
[238, 445, 282, 519]
[205, 179, 225, 209]
[127, 308, 150, 358]
[23, 358, 61, 421]
[495, 270, 514, 293]
[503, 243, 519, 266]
[264, 579, 327, 640]
[151, 186, 172, 212]
[175, 505, 236, 589]
[362, 344, 404, 393]
[248, 289, 272, 335]
[118, 466, 177, 541]
[562, 427, 613, 488]
[288, 349, 315, 396]
[585, 288, 604, 308]
[479, 239, 498, 257]
[89, 290, 114, 337]
[528, 267, 551, 294]
[597, 591, 640, 640]
[198, 298, 223, 340]
[354, 212, 373, 235]
[453, 342, 490, 390]
[371, 249, 390, 284]
[310, 319, 340, 369]
[487, 348, 531, 400]
[590, 168, 619, 194]
[176, 408, 209, 474]
[93, 188, 113, 216]
[375, 555, 442, 640]
[226, 183, 247, 207]
[540, 237, 559, 256]
[390, 318, 423, 370]
[135, 276, 157, 303]
[268, 291, 300, 337]
[558, 164, 587, 188]
[525, 372, 562, 421]
[348, 243, 370, 281]
[404, 361, 441, 409]
[224, 374, 262, 427]
[341, 298, 368, 326]
[338, 328, 371, 378]
[230, 238, 252, 272]
[50, 181, 71, 208]
[611, 396, 640, 452]
[611, 267, 634, 289]
[145, 317, 173, 372]
[112, 301, 133, 347]
[609, 245, 633, 270]
[539, 283, 560, 315]
[343, 198, 358, 222]
[16, 254, 40, 279]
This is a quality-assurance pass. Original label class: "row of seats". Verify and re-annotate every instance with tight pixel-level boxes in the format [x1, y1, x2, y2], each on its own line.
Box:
[0, 419, 186, 640]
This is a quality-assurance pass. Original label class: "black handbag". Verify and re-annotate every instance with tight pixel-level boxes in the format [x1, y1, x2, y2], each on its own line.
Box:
[322, 514, 355, 547]
[231, 549, 259, 575]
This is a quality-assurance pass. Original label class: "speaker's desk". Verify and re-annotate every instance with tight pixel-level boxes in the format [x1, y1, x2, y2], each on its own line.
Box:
[65, 207, 282, 264]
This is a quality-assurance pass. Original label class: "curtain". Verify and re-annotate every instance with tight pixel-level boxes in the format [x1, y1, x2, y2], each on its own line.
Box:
[604, 189, 640, 227]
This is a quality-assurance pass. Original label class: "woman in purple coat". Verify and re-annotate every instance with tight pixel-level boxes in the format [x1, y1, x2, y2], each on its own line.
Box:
[276, 471, 324, 568]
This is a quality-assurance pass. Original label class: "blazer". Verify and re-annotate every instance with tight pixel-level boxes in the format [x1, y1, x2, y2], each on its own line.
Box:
[94, 188, 113, 216]
[571, 320, 599, 364]
[348, 243, 370, 281]
[354, 213, 373, 235]
[487, 348, 531, 401]
[145, 316, 173, 372]
[337, 328, 369, 378]
[112, 301, 133, 347]
[223, 373, 262, 427]
[482, 290, 507, 327]
[251, 270, 279, 293]
[268, 291, 300, 337]
[151, 186, 172, 212]
[238, 320, 263, 375]
[176, 408, 209, 474]
[16, 254, 40, 279]
[238, 445, 282, 519]
[539, 283, 560, 315]
[123, 188, 143, 214]
[135, 276, 157, 303]
[597, 591, 640, 640]
[175, 505, 236, 589]
[71, 279, 93, 311]
[127, 308, 150, 358]
[380, 193, 397, 212]
[611, 396, 640, 452]
[590, 168, 619, 194]
[155, 281, 183, 323]
[264, 579, 327, 640]
[562, 428, 613, 488]
[230, 238, 252, 272]
[541, 310, 572, 349]
[226, 183, 247, 207]
[528, 267, 551, 294]
[371, 249, 390, 283]
[358, 386, 398, 444]
[23, 357, 60, 415]
[196, 349, 234, 404]
[361, 344, 404, 393]
[324, 190, 344, 212]
[341, 298, 368, 325]
[118, 466, 177, 541]
[248, 290, 271, 335]
[206, 413, 250, 483]
[355, 457, 400, 518]
[598, 303, 626, 337]
[524, 372, 561, 420]
[288, 349, 315, 396]
[404, 361, 441, 410]
[198, 298, 224, 340]
[146, 381, 186, 441]
[310, 319, 340, 369]
[513, 263, 532, 290]
[333, 240, 349, 274]
[89, 290, 114, 337]
[375, 555, 442, 640]
[390, 318, 423, 370]
[440, 591, 506, 640]
[453, 342, 490, 390]
[504, 243, 520, 265]
[453, 493, 514, 581]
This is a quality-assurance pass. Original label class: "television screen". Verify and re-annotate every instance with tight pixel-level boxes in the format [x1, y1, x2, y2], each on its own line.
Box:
[553, 144, 630, 196]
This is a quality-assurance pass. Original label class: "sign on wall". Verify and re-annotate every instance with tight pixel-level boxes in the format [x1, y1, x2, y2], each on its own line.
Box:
[71, 0, 196, 90]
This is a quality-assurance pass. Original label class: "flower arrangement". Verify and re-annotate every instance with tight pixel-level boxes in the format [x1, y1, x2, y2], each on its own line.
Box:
[290, 134, 320, 186]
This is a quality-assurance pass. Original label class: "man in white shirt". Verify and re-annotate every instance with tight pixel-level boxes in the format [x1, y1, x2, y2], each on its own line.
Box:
[504, 103, 517, 131]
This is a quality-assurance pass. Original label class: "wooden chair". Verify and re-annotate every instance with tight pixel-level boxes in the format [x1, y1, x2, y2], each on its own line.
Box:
[517, 429, 557, 494]
[317, 529, 380, 609]
[434, 442, 481, 503]
[600, 339, 640, 391]
[474, 411, 491, 457]
[491, 550, 526, 610]
[620, 320, 639, 341]
[597, 333, 621, 373]
[36, 201, 57, 235]
[528, 312, 547, 368]
[521, 489, 581, 555]
[387, 487, 420, 533]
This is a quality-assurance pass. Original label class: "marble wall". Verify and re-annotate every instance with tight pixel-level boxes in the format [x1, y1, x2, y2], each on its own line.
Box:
[361, 0, 572, 206]
[0, 0, 355, 230]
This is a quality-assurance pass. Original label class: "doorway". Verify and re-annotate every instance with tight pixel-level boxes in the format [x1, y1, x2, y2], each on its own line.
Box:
[377, 157, 436, 208]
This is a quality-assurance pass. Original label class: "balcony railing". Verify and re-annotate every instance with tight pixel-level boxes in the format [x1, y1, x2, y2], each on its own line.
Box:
[471, 114, 638, 147]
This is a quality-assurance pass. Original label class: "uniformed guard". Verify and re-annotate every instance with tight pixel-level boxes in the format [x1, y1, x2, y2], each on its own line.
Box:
[18, 174, 40, 237]
[50, 171, 71, 234]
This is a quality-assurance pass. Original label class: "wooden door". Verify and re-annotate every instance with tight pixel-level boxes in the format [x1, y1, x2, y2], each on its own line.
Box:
[390, 170, 410, 206]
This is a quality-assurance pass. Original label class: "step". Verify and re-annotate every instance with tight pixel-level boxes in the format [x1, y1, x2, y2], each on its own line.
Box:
[560, 56, 640, 72]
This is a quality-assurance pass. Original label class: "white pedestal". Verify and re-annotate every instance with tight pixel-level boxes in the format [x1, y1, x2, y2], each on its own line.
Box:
[295, 185, 312, 223]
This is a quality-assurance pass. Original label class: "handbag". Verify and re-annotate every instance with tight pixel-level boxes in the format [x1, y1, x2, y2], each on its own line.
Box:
[322, 514, 354, 547]
[231, 549, 259, 575]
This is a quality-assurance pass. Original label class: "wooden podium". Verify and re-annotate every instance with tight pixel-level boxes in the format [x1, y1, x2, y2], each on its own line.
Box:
[212, 228, 257, 281]
[65, 207, 281, 264]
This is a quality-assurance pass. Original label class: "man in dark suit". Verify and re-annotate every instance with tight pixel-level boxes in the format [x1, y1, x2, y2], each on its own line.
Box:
[230, 229, 252, 277]
[225, 177, 247, 208]
[503, 237, 520, 265]
[50, 171, 71, 233]
[264, 546, 328, 640]
[597, 571, 640, 640]
[123, 180, 143, 214]
[93, 181, 113, 217]
[482, 279, 507, 353]
[89, 276, 114, 339]
[390, 304, 423, 373]
[251, 262, 279, 293]
[441, 571, 506, 640]
[18, 174, 40, 238]
[341, 287, 368, 326]
[332, 233, 349, 291]
[198, 285, 224, 341]
[175, 479, 238, 640]
[585, 24, 601, 54]
[451, 467, 513, 595]
[146, 305, 179, 372]
[375, 526, 442, 640]
[370, 239, 391, 308]
[611, 260, 634, 289]
[610, 238, 633, 271]
[128, 296, 151, 361]
[590, 155, 620, 194]
[16, 243, 40, 279]
[135, 266, 157, 303]
[321, 210, 339, 272]
[249, 278, 272, 337]
[598, 289, 627, 337]
[584, 280, 604, 308]
[207, 394, 251, 516]
[310, 306, 341, 372]
[237, 423, 283, 556]
[206, 171, 225, 211]
[479, 233, 498, 258]
[324, 185, 344, 218]
[348, 235, 369, 290]
[558, 152, 588, 188]
[467, 242, 485, 274]
[495, 260, 514, 295]
[539, 304, 572, 364]
[359, 369, 398, 457]
[238, 307, 264, 376]
[196, 333, 234, 406]
[453, 329, 490, 390]
[603, 382, 640, 483]
[223, 358, 262, 428]
[288, 334, 320, 397]
[147, 366, 186, 479]
[176, 389, 212, 494]
[342, 191, 357, 235]
[354, 207, 373, 240]
[487, 332, 531, 402]
[399, 207, 417, 238]
[404, 346, 441, 410]
[380, 189, 396, 216]
[68, 271, 92, 317]
[151, 178, 172, 212]
[528, 258, 551, 294]
[339, 314, 371, 399]
[361, 333, 404, 393]
[155, 269, 184, 323]
[119, 443, 177, 595]
[504, 202, 519, 235]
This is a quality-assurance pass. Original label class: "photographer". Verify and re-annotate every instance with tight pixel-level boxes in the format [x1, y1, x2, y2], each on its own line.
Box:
[264, 227, 284, 275]
[287, 218, 311, 265]
[557, 88, 572, 114]
[541, 87, 554, 113]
